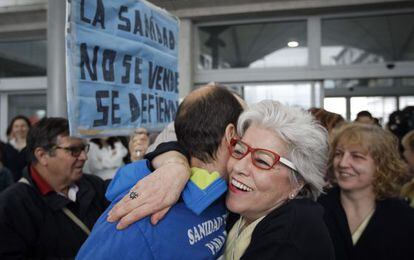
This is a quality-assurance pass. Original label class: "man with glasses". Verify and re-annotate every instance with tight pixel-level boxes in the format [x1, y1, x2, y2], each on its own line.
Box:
[0, 117, 109, 259]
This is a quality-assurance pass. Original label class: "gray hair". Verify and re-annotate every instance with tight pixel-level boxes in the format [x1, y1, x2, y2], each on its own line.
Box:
[237, 100, 328, 200]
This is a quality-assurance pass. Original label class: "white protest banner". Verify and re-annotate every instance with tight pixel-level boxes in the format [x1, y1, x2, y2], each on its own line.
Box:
[66, 0, 179, 137]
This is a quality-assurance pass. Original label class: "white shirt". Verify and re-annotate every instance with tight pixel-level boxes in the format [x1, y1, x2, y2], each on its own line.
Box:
[83, 141, 128, 180]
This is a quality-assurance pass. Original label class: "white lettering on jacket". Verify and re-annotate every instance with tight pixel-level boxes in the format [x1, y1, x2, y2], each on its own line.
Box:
[187, 214, 227, 245]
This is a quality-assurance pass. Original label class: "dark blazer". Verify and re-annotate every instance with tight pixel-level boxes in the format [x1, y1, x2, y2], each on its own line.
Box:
[0, 167, 110, 259]
[0, 167, 13, 192]
[318, 187, 414, 260]
[0, 140, 5, 163]
[228, 198, 335, 260]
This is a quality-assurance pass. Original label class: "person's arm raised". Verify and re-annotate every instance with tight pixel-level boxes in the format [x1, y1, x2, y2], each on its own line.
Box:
[107, 145, 191, 229]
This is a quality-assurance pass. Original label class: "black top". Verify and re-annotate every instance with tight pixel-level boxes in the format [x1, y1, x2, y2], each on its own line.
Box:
[228, 198, 335, 260]
[318, 187, 414, 260]
[0, 167, 13, 192]
[0, 167, 110, 259]
[0, 140, 6, 163]
[3, 143, 28, 181]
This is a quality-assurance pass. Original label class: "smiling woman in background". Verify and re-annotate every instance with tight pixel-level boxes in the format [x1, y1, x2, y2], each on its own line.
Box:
[3, 115, 31, 181]
[318, 123, 414, 260]
[225, 100, 334, 260]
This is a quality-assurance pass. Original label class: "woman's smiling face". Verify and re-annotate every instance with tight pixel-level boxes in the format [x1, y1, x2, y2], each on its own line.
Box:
[11, 119, 29, 139]
[333, 140, 376, 194]
[225, 123, 297, 223]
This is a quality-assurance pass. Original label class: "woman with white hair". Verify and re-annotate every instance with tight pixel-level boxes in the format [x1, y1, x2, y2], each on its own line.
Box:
[105, 100, 335, 259]
[224, 100, 334, 259]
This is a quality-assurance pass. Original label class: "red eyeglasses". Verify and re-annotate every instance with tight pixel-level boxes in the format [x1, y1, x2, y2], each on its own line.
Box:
[228, 137, 298, 171]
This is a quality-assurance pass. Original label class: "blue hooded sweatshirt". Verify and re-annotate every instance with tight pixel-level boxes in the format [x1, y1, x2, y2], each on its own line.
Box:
[76, 160, 228, 260]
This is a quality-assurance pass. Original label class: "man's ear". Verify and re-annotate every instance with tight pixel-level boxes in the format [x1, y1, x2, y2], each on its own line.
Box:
[224, 123, 236, 144]
[34, 148, 49, 166]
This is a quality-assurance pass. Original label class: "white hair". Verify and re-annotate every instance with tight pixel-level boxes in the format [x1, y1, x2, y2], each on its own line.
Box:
[237, 100, 328, 200]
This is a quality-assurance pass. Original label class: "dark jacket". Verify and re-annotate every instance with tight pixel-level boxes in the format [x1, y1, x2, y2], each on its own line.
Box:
[0, 167, 110, 259]
[228, 198, 335, 260]
[3, 143, 28, 181]
[0, 140, 6, 163]
[0, 167, 13, 192]
[318, 187, 414, 260]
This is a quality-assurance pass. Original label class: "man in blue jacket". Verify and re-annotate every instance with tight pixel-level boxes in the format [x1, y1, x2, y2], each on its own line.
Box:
[77, 84, 244, 259]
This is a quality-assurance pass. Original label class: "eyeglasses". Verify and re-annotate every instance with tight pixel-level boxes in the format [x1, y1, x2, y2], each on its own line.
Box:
[53, 144, 90, 158]
[228, 137, 298, 171]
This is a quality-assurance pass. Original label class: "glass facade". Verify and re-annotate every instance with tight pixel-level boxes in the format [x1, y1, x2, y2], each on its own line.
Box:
[321, 12, 414, 66]
[400, 96, 414, 108]
[0, 39, 46, 77]
[324, 96, 414, 124]
[324, 97, 347, 119]
[350, 96, 396, 125]
[196, 11, 414, 117]
[198, 20, 307, 69]
[233, 82, 314, 108]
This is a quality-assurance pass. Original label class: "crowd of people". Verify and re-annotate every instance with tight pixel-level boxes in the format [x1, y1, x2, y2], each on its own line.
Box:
[0, 117, 152, 191]
[1, 83, 414, 259]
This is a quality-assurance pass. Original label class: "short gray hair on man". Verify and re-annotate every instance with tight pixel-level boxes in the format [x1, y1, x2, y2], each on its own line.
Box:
[237, 100, 328, 200]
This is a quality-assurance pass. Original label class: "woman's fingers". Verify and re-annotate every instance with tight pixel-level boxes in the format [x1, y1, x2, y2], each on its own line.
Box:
[107, 162, 189, 229]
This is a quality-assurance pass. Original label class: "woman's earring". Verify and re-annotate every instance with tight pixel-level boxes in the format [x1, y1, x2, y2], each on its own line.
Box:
[289, 193, 296, 200]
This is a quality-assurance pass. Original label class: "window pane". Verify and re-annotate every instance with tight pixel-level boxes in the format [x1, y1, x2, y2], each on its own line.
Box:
[324, 97, 346, 119]
[238, 83, 312, 108]
[350, 97, 396, 125]
[0, 39, 46, 77]
[322, 12, 414, 65]
[198, 20, 307, 69]
[400, 96, 414, 109]
[8, 94, 46, 124]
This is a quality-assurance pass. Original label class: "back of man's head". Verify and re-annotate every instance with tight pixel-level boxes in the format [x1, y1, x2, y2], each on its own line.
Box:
[356, 110, 373, 118]
[175, 84, 243, 163]
[27, 117, 69, 163]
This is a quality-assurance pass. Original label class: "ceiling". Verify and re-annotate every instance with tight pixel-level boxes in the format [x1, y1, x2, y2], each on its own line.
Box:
[147, 0, 414, 19]
[148, 0, 287, 10]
